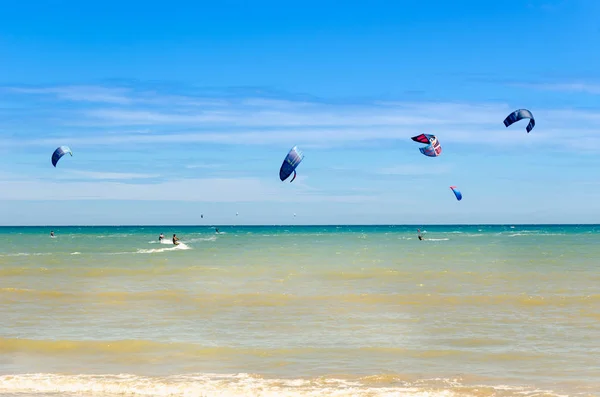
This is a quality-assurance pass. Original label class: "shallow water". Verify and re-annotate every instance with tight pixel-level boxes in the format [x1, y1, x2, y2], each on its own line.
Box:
[0, 225, 598, 396]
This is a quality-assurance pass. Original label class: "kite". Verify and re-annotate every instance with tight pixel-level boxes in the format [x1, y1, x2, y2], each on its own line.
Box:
[411, 134, 442, 157]
[503, 109, 535, 133]
[51, 146, 73, 167]
[279, 145, 305, 182]
[450, 186, 462, 201]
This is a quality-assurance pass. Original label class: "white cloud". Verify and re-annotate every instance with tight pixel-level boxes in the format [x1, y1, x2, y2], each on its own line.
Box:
[7, 86, 133, 104]
[4, 83, 600, 152]
[185, 163, 223, 169]
[513, 82, 600, 95]
[0, 177, 374, 203]
[64, 170, 161, 180]
[377, 164, 452, 175]
[81, 102, 508, 128]
[85, 109, 232, 124]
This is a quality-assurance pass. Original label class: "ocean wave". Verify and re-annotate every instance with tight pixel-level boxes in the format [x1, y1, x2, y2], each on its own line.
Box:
[508, 233, 567, 237]
[0, 265, 226, 277]
[0, 373, 565, 397]
[0, 252, 52, 257]
[185, 236, 217, 243]
[136, 242, 191, 254]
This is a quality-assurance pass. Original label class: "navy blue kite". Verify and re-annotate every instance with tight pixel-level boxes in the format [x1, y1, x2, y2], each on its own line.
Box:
[51, 146, 73, 167]
[503, 109, 535, 133]
[279, 146, 304, 183]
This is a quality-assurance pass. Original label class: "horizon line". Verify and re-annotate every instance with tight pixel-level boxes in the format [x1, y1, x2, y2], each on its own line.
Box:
[1, 223, 598, 228]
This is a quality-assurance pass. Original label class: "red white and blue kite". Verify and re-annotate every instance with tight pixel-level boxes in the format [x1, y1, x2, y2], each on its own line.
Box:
[411, 134, 442, 157]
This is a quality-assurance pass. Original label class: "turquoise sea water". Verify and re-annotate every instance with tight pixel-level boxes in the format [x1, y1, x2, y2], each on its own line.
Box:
[0, 225, 598, 396]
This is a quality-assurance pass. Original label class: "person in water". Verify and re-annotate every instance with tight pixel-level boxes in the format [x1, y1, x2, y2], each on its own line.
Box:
[417, 229, 423, 241]
[215, 227, 220, 234]
[159, 233, 164, 242]
[172, 234, 180, 245]
[50, 231, 55, 237]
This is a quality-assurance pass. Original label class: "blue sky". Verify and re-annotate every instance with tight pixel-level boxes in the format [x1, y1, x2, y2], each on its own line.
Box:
[1, 0, 600, 225]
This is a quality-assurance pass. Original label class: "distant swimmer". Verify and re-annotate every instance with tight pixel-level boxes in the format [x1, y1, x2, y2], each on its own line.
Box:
[172, 234, 180, 245]
[50, 231, 55, 238]
[159, 233, 164, 242]
[417, 229, 423, 241]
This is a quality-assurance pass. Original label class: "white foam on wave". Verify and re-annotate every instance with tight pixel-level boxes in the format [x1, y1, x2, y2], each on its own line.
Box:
[70, 252, 81, 255]
[185, 236, 217, 243]
[1, 252, 52, 257]
[0, 373, 563, 397]
[425, 238, 450, 241]
[95, 233, 133, 238]
[137, 242, 191, 254]
[508, 233, 566, 237]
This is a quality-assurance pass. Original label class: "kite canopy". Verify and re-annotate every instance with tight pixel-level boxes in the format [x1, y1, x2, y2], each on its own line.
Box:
[51, 146, 73, 167]
[450, 186, 462, 201]
[503, 109, 535, 133]
[279, 145, 305, 182]
[411, 134, 442, 157]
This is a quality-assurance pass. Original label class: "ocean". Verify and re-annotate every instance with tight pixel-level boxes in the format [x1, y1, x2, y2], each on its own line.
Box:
[0, 225, 598, 396]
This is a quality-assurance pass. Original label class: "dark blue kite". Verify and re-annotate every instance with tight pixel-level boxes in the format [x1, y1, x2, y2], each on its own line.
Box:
[503, 109, 535, 133]
[51, 146, 73, 167]
[279, 146, 304, 183]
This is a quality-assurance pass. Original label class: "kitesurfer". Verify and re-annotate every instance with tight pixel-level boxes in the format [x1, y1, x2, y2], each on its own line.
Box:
[159, 233, 164, 242]
[50, 231, 55, 238]
[417, 229, 423, 241]
[215, 227, 220, 234]
[172, 234, 180, 245]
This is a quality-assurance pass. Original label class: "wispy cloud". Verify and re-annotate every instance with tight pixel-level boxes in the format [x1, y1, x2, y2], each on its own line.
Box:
[377, 164, 452, 175]
[64, 170, 161, 180]
[185, 163, 223, 169]
[512, 82, 600, 95]
[0, 177, 374, 203]
[7, 86, 133, 104]
[82, 102, 508, 128]
[4, 83, 600, 153]
[4, 84, 250, 107]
